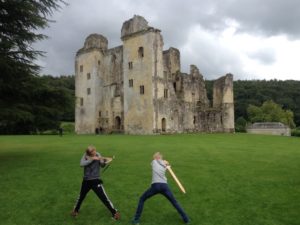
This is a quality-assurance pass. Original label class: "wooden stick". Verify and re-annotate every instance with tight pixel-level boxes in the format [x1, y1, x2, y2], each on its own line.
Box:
[166, 166, 186, 194]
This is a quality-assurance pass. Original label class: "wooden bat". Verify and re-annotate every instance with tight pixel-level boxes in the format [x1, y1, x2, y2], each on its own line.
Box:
[166, 165, 186, 194]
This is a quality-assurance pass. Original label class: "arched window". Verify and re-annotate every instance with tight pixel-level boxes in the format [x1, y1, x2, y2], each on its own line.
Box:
[138, 47, 144, 58]
[162, 118, 166, 132]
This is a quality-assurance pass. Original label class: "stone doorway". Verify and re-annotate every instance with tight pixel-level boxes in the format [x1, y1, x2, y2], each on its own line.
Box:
[115, 116, 121, 130]
[162, 118, 166, 132]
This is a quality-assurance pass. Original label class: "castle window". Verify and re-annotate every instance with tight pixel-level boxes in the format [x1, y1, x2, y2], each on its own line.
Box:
[193, 116, 196, 125]
[98, 60, 101, 65]
[99, 111, 101, 117]
[138, 47, 144, 58]
[140, 85, 145, 95]
[129, 79, 133, 87]
[164, 89, 168, 98]
[87, 88, 91, 95]
[128, 62, 133, 69]
[80, 65, 83, 72]
[87, 73, 91, 80]
[80, 98, 84, 106]
[173, 82, 177, 92]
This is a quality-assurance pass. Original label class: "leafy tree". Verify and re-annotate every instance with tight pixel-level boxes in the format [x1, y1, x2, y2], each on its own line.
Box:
[247, 100, 295, 128]
[0, 0, 66, 134]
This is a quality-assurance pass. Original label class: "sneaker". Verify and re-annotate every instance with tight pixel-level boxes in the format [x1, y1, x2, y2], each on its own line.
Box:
[131, 219, 140, 225]
[70, 210, 79, 217]
[112, 211, 121, 220]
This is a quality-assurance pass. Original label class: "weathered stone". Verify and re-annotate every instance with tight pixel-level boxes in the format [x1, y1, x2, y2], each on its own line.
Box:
[75, 15, 235, 134]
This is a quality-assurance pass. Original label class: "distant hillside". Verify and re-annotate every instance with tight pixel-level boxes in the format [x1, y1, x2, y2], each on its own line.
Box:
[206, 80, 300, 126]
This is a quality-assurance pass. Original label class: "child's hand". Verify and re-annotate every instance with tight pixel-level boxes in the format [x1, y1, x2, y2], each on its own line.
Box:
[164, 160, 170, 166]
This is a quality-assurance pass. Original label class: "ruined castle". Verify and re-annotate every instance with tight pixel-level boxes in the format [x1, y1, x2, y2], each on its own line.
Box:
[75, 15, 235, 134]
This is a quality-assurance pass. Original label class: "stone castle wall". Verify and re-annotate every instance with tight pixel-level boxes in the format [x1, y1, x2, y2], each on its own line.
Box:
[75, 15, 235, 134]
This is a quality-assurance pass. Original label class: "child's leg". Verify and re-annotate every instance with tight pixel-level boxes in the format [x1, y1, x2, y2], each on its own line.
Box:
[134, 184, 159, 221]
[91, 181, 117, 216]
[161, 185, 189, 222]
[74, 180, 91, 212]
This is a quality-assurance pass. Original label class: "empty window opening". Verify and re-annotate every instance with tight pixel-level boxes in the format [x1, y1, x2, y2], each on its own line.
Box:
[87, 73, 91, 80]
[193, 116, 196, 125]
[138, 47, 144, 58]
[128, 62, 133, 69]
[87, 88, 91, 95]
[162, 118, 166, 132]
[115, 116, 121, 130]
[80, 98, 84, 106]
[140, 85, 145, 95]
[173, 82, 177, 91]
[129, 79, 133, 87]
[98, 60, 101, 65]
[99, 111, 101, 117]
[80, 65, 83, 72]
[164, 89, 168, 98]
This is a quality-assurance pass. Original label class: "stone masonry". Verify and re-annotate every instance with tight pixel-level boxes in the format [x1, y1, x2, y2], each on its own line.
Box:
[75, 15, 235, 134]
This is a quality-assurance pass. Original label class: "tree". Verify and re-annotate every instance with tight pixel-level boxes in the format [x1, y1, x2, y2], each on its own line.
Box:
[0, 0, 66, 134]
[0, 0, 65, 75]
[247, 100, 296, 128]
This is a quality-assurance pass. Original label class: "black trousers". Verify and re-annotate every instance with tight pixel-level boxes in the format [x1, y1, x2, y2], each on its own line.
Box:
[74, 179, 117, 215]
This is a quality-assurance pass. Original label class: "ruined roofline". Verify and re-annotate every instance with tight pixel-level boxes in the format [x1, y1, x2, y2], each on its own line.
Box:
[106, 45, 123, 53]
[76, 47, 105, 57]
[121, 26, 161, 41]
[76, 43, 123, 57]
[163, 47, 180, 54]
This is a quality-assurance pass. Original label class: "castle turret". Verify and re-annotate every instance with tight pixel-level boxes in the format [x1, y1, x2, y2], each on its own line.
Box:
[75, 34, 108, 134]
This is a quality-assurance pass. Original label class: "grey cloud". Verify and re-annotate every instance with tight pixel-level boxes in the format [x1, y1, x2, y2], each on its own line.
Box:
[248, 48, 276, 65]
[34, 0, 300, 79]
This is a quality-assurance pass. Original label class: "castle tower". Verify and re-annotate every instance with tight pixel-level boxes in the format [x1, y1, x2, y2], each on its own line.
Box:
[213, 74, 235, 132]
[121, 15, 164, 134]
[75, 34, 108, 134]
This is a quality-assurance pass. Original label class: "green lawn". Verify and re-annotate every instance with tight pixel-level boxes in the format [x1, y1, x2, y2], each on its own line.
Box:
[0, 134, 299, 225]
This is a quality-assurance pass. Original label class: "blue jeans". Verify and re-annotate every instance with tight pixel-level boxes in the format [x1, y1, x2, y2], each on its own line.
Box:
[134, 183, 189, 222]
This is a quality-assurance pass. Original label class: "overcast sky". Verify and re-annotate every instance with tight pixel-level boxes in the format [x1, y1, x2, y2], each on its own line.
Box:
[34, 0, 300, 80]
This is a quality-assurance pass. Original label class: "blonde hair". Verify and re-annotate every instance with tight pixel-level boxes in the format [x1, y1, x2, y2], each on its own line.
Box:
[86, 145, 96, 156]
[153, 152, 162, 159]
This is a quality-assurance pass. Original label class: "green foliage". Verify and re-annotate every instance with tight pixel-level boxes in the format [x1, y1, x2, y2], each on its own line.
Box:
[247, 100, 295, 128]
[235, 116, 247, 132]
[233, 80, 300, 126]
[61, 122, 75, 134]
[291, 129, 300, 137]
[0, 0, 66, 134]
[291, 127, 300, 137]
[0, 134, 299, 225]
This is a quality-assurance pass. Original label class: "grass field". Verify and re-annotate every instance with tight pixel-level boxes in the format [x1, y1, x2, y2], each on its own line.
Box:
[0, 134, 299, 225]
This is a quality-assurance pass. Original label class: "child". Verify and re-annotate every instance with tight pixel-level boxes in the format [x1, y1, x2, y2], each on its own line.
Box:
[71, 146, 120, 220]
[132, 152, 189, 224]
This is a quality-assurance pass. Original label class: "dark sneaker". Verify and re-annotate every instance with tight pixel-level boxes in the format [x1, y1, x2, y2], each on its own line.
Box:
[132, 219, 140, 225]
[70, 210, 79, 217]
[112, 211, 120, 220]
